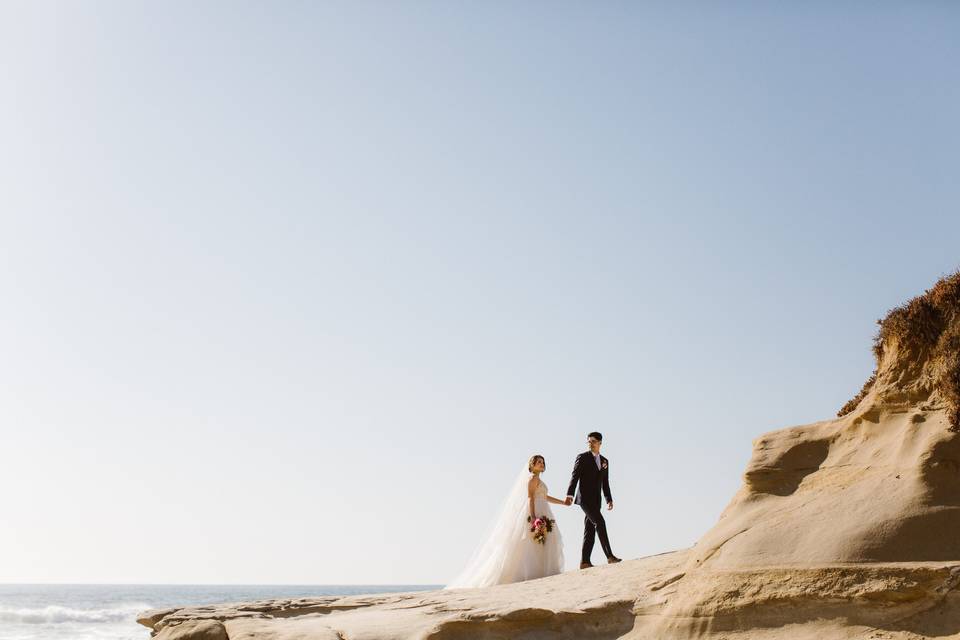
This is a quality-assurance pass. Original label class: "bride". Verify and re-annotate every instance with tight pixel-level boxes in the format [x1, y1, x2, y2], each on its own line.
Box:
[446, 455, 568, 589]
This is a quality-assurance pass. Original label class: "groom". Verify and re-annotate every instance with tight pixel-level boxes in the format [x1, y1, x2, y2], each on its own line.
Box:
[565, 431, 622, 569]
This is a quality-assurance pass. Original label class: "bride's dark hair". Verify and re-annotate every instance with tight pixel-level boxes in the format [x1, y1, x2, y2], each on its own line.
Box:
[528, 454, 545, 472]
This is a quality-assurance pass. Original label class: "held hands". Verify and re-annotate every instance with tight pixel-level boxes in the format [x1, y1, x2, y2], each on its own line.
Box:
[560, 497, 611, 509]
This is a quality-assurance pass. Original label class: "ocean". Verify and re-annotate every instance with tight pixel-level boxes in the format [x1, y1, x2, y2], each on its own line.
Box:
[0, 584, 440, 640]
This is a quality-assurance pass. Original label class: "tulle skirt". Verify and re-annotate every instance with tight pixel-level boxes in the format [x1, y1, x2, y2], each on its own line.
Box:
[446, 495, 564, 588]
[504, 499, 564, 583]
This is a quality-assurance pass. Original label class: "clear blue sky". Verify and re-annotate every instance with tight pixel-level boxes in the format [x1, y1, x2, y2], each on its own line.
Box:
[1, 1, 958, 585]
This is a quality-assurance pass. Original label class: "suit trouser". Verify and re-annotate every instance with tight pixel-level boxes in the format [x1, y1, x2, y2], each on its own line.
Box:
[580, 501, 614, 563]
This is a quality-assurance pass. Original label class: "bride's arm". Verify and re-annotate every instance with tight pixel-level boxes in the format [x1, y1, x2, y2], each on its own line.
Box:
[546, 495, 566, 505]
[527, 478, 538, 520]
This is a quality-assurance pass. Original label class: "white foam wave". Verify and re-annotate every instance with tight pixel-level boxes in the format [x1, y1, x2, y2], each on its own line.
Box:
[0, 602, 151, 624]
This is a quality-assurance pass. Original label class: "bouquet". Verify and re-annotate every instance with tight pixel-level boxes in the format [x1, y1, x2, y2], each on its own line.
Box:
[527, 515, 556, 544]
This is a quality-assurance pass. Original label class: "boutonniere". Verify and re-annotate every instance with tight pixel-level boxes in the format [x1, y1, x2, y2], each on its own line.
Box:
[601, 462, 608, 470]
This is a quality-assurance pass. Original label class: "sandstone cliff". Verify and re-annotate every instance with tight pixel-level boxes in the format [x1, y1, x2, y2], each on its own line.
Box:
[139, 271, 960, 639]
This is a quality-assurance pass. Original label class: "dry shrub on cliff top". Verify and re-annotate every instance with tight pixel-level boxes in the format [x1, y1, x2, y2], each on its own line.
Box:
[838, 373, 877, 419]
[839, 269, 960, 429]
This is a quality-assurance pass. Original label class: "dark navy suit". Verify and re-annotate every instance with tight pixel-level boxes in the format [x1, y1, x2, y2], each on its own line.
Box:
[566, 451, 615, 564]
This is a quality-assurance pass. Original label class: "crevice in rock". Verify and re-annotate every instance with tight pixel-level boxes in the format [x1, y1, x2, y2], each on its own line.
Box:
[424, 601, 635, 640]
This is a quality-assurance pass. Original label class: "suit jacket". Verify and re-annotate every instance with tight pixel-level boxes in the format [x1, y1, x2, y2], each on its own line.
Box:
[566, 451, 612, 507]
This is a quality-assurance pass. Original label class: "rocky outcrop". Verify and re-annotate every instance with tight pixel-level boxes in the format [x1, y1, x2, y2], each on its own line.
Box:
[139, 271, 960, 638]
[138, 551, 687, 640]
[137, 557, 960, 639]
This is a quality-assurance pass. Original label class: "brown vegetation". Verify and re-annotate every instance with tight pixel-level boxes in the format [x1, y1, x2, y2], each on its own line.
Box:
[837, 373, 876, 418]
[839, 270, 960, 429]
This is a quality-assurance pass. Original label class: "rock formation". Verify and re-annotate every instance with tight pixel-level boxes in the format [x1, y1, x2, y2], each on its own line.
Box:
[139, 271, 960, 639]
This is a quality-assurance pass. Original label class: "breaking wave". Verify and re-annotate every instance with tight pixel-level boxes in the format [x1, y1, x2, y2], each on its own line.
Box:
[0, 602, 150, 624]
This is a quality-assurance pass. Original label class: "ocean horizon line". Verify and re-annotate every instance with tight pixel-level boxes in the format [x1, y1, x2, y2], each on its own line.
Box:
[0, 582, 443, 587]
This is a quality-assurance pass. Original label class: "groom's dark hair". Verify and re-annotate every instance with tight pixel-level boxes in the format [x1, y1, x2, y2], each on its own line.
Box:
[588, 431, 603, 442]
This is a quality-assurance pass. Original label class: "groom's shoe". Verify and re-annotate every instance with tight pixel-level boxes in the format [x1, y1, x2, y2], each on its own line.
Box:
[579, 562, 594, 569]
[607, 556, 622, 564]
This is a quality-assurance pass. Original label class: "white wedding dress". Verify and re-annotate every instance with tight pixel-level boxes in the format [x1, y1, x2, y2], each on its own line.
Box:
[446, 468, 564, 589]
